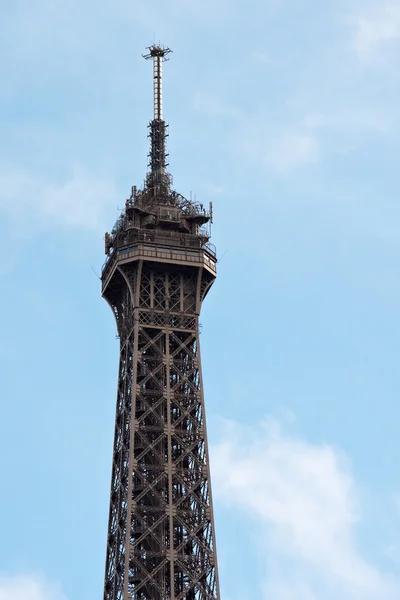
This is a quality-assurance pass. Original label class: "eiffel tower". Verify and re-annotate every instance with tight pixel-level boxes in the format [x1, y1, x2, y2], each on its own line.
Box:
[101, 45, 221, 600]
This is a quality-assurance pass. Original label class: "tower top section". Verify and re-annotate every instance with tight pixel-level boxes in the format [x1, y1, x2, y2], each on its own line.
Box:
[102, 46, 215, 269]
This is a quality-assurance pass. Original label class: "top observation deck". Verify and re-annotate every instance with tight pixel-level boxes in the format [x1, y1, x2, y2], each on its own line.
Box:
[101, 188, 216, 292]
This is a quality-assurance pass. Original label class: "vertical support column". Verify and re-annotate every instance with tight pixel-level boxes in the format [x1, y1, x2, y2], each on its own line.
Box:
[124, 308, 140, 599]
[165, 328, 176, 600]
[196, 320, 222, 599]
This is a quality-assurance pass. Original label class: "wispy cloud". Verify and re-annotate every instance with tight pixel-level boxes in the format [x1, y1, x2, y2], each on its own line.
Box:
[233, 118, 320, 174]
[0, 574, 67, 600]
[353, 3, 400, 59]
[264, 131, 319, 172]
[212, 418, 400, 600]
[0, 165, 116, 235]
[188, 1, 400, 177]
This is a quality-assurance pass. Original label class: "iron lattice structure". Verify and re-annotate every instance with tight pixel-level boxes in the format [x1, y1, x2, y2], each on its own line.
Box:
[101, 46, 220, 600]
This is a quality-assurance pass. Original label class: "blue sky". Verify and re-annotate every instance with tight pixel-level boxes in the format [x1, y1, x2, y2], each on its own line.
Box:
[1, 0, 400, 599]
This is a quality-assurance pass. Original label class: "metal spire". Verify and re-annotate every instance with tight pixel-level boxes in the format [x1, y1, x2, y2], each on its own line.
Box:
[143, 45, 172, 119]
[143, 45, 172, 197]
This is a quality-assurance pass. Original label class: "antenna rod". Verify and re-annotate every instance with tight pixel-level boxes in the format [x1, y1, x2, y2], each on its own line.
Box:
[153, 49, 163, 120]
[143, 45, 172, 196]
[143, 45, 171, 119]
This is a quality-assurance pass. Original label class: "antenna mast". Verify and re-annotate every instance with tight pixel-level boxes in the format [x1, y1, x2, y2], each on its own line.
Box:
[143, 45, 172, 199]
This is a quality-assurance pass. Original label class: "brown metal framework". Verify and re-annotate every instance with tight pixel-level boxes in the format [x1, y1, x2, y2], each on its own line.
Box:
[101, 46, 220, 600]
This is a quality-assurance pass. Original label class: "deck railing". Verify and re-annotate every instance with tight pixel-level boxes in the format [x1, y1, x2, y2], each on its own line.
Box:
[102, 241, 216, 286]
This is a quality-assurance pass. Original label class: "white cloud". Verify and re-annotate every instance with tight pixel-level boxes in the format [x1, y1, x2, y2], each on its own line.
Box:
[192, 88, 320, 174]
[211, 418, 400, 600]
[265, 132, 319, 172]
[0, 166, 117, 235]
[238, 124, 319, 174]
[0, 575, 67, 600]
[353, 3, 400, 58]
